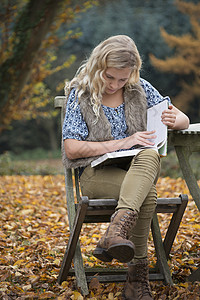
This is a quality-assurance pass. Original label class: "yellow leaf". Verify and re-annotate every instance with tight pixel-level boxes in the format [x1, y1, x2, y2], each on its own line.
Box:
[108, 293, 114, 300]
[34, 238, 46, 243]
[14, 259, 26, 266]
[53, 258, 60, 266]
[92, 234, 100, 238]
[0, 231, 6, 238]
[90, 291, 95, 297]
[115, 292, 122, 297]
[71, 291, 84, 300]
[180, 282, 189, 288]
[61, 281, 68, 288]
[38, 229, 46, 234]
[18, 247, 25, 251]
[187, 259, 194, 264]
[193, 224, 200, 229]
[15, 286, 25, 292]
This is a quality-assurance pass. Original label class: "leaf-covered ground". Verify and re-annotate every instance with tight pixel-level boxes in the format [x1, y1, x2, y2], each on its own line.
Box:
[0, 175, 200, 299]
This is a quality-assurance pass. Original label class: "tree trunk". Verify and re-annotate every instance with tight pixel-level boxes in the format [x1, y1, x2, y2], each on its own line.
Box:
[43, 117, 59, 151]
[0, 0, 65, 131]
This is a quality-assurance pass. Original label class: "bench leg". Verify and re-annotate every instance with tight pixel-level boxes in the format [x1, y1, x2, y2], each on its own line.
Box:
[163, 194, 188, 258]
[151, 213, 173, 285]
[58, 197, 89, 295]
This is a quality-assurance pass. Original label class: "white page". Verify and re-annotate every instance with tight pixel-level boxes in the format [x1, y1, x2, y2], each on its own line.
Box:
[147, 99, 168, 148]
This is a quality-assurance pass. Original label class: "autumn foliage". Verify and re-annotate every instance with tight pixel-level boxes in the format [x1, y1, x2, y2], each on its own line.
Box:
[150, 0, 200, 112]
[0, 0, 97, 132]
[0, 175, 200, 299]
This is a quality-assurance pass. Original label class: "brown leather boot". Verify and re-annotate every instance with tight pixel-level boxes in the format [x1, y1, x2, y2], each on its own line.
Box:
[93, 209, 138, 263]
[123, 258, 153, 300]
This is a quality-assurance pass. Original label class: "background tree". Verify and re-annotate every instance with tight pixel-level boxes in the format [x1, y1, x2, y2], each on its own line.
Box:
[0, 0, 97, 132]
[60, 0, 191, 99]
[0, 0, 195, 155]
[150, 0, 200, 121]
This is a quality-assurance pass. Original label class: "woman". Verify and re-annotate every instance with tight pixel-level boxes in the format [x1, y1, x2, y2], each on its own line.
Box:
[62, 35, 189, 299]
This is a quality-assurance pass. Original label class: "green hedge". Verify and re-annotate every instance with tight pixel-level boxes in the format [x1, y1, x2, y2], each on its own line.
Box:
[0, 149, 199, 179]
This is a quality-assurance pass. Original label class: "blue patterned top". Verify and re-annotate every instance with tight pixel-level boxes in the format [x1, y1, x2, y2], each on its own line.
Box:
[62, 78, 171, 141]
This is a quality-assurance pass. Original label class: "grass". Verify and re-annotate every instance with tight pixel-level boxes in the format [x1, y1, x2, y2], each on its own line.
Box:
[0, 149, 63, 175]
[9, 148, 61, 161]
[0, 148, 200, 179]
[160, 149, 200, 179]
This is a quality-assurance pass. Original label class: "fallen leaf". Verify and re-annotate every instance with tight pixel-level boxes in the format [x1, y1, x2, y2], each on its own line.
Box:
[89, 277, 101, 290]
[0, 175, 199, 299]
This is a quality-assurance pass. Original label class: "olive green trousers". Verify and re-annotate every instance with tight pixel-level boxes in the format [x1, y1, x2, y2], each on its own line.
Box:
[80, 149, 160, 259]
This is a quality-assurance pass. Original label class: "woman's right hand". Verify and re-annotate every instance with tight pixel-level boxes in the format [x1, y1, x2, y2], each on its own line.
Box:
[122, 131, 157, 149]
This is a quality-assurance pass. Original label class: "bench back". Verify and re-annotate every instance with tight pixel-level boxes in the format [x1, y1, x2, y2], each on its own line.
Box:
[54, 96, 81, 224]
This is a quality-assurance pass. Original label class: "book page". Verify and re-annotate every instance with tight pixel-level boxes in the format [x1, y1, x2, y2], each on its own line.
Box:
[147, 99, 168, 148]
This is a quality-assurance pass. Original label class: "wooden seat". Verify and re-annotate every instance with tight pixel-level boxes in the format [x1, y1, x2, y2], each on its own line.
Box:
[55, 96, 188, 295]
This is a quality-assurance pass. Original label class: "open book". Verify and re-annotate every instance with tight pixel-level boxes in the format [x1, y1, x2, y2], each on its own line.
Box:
[91, 99, 168, 168]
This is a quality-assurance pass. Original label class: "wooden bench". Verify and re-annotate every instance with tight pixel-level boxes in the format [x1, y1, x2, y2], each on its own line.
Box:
[55, 96, 188, 295]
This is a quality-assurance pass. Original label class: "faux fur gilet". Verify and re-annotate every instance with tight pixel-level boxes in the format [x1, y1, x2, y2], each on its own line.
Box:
[62, 83, 147, 169]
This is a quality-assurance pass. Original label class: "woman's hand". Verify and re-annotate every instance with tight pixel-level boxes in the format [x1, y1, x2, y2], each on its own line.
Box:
[161, 105, 190, 130]
[161, 105, 176, 129]
[122, 131, 157, 149]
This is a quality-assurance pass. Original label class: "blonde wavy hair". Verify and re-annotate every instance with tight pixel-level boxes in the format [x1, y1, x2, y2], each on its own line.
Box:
[65, 35, 142, 118]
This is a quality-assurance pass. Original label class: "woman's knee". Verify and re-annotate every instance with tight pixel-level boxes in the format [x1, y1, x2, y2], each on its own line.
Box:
[131, 149, 160, 178]
[138, 149, 160, 163]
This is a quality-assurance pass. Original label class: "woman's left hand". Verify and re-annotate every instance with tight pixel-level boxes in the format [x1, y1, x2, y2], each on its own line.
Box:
[161, 105, 177, 129]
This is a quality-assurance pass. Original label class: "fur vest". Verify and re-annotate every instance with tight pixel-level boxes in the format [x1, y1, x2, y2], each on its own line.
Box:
[62, 83, 147, 169]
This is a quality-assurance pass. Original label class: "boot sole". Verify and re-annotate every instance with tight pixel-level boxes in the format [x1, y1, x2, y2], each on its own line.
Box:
[93, 247, 113, 262]
[108, 243, 135, 263]
[93, 243, 135, 263]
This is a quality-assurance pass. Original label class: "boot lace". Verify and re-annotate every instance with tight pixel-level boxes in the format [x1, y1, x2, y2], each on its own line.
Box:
[136, 267, 152, 298]
[118, 211, 137, 238]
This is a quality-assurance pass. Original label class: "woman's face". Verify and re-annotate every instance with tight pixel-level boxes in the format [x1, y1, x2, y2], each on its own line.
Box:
[103, 67, 132, 95]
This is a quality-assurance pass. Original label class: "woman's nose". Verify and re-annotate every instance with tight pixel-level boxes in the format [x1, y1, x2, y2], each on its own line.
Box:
[110, 80, 118, 89]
